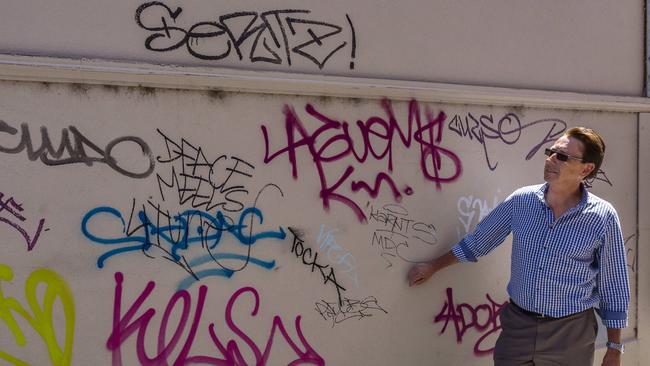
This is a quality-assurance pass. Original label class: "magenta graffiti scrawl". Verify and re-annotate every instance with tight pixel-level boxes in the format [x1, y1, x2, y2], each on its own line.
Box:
[107, 272, 324, 365]
[434, 287, 508, 356]
[261, 99, 462, 222]
[0, 191, 46, 251]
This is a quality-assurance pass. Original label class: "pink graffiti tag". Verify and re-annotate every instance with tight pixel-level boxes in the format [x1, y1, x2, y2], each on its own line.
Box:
[0, 192, 45, 251]
[434, 287, 508, 356]
[261, 99, 462, 222]
[106, 272, 324, 365]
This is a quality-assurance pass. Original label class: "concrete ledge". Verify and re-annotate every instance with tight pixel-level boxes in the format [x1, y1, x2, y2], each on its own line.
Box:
[1, 54, 650, 113]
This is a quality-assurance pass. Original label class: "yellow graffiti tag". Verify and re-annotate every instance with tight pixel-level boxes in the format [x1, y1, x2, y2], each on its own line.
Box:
[0, 264, 75, 366]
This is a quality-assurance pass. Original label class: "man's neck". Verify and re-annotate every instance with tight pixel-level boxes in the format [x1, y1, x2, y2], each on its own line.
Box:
[545, 182, 583, 218]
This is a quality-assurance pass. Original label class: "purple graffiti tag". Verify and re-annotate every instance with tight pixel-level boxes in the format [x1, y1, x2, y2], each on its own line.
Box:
[106, 272, 324, 365]
[208, 286, 325, 366]
[434, 287, 508, 356]
[624, 234, 637, 273]
[106, 272, 205, 366]
[447, 112, 567, 171]
[261, 99, 462, 222]
[0, 192, 45, 251]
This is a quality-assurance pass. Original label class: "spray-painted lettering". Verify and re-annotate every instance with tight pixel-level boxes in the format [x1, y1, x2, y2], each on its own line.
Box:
[136, 2, 356, 70]
[262, 99, 462, 222]
[316, 224, 359, 287]
[288, 227, 346, 306]
[0, 264, 75, 366]
[107, 272, 324, 365]
[0, 191, 46, 251]
[584, 169, 613, 188]
[447, 112, 567, 171]
[434, 287, 508, 356]
[81, 202, 285, 290]
[315, 296, 387, 327]
[456, 191, 502, 238]
[156, 129, 255, 213]
[367, 203, 437, 268]
[624, 234, 637, 273]
[0, 119, 154, 178]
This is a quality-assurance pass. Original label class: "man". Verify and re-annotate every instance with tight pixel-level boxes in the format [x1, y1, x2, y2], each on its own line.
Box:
[408, 127, 629, 366]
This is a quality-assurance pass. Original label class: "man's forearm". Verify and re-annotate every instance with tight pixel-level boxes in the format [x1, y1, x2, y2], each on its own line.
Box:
[431, 250, 459, 272]
[602, 327, 623, 365]
[606, 328, 621, 344]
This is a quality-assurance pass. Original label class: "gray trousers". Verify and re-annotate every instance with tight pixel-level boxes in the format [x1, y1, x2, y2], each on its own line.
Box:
[493, 302, 598, 366]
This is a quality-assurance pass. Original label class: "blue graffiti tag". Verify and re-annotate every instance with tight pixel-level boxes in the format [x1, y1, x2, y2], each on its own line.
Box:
[81, 204, 285, 289]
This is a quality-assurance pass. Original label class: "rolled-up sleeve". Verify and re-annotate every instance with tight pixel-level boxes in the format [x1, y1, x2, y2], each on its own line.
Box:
[596, 210, 630, 329]
[451, 193, 514, 263]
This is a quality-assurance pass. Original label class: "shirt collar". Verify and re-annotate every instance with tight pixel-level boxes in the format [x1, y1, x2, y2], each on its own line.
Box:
[535, 182, 590, 210]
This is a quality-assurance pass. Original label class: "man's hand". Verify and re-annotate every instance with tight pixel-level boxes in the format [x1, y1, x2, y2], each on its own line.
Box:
[603, 328, 622, 366]
[407, 250, 459, 286]
[602, 349, 621, 366]
[408, 262, 435, 286]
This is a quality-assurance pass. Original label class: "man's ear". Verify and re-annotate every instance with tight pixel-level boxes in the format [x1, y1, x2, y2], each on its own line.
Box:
[581, 163, 596, 179]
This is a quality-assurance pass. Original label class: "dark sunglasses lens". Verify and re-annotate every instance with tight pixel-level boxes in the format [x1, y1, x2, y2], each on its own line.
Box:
[544, 148, 569, 161]
[555, 153, 568, 161]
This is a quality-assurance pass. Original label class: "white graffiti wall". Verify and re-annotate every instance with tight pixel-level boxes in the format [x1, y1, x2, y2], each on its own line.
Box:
[0, 80, 638, 365]
[0, 1, 642, 95]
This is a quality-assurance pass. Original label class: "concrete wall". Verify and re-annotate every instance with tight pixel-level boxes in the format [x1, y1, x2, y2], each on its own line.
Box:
[0, 1, 644, 95]
[0, 80, 642, 365]
[0, 2, 648, 365]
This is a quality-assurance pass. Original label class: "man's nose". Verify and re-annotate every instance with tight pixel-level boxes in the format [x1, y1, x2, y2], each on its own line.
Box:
[546, 152, 558, 162]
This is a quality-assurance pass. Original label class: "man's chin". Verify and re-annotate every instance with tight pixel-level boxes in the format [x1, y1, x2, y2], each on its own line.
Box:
[544, 171, 558, 182]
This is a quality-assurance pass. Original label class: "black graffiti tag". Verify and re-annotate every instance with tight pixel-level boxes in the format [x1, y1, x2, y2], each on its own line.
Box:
[155, 129, 255, 213]
[448, 113, 567, 171]
[135, 2, 357, 69]
[287, 227, 346, 306]
[0, 120, 154, 178]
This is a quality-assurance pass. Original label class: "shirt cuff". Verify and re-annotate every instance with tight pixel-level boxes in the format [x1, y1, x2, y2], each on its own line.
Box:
[598, 309, 628, 329]
[452, 239, 477, 263]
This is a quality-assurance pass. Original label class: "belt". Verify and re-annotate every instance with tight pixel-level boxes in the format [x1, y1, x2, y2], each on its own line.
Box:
[509, 300, 591, 320]
[509, 299, 554, 319]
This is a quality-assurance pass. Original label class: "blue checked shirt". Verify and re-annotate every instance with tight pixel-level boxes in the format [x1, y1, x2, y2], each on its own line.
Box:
[452, 183, 629, 328]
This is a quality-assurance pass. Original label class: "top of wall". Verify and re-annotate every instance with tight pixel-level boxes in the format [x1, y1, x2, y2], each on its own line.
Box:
[0, 0, 644, 96]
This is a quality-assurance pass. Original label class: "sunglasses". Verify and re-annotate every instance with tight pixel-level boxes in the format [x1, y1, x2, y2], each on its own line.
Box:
[544, 148, 584, 162]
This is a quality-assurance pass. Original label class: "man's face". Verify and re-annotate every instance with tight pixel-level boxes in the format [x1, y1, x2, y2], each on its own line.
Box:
[544, 136, 594, 185]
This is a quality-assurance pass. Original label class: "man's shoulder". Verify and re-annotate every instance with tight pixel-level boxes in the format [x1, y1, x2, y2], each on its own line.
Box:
[585, 190, 617, 214]
[510, 183, 546, 199]
[498, 184, 546, 209]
